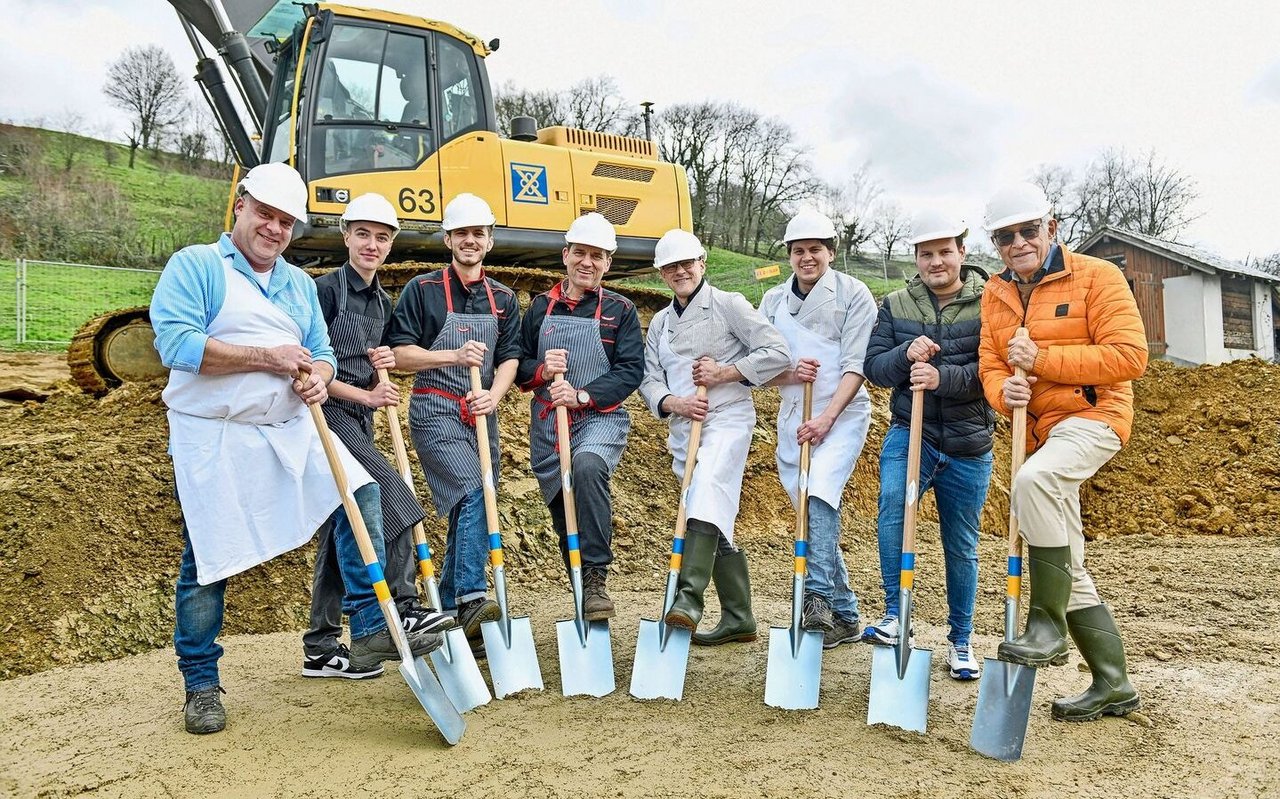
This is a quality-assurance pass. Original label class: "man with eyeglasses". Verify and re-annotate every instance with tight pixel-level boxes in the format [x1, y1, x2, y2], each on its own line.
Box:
[978, 182, 1147, 722]
[639, 229, 790, 643]
[759, 209, 879, 649]
[863, 209, 992, 681]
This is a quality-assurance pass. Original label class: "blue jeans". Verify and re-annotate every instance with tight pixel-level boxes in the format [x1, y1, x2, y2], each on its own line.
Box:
[438, 487, 488, 611]
[174, 483, 386, 692]
[875, 425, 992, 646]
[805, 497, 860, 623]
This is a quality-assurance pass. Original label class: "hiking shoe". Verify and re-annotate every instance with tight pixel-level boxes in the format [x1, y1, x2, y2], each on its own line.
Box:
[582, 569, 616, 621]
[823, 616, 861, 650]
[349, 626, 442, 670]
[301, 643, 384, 680]
[183, 686, 226, 735]
[457, 596, 501, 639]
[400, 601, 456, 635]
[801, 593, 835, 633]
[948, 643, 981, 681]
[861, 615, 913, 646]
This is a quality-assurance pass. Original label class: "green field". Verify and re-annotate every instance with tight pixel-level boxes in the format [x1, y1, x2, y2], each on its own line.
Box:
[620, 246, 917, 304]
[0, 258, 159, 350]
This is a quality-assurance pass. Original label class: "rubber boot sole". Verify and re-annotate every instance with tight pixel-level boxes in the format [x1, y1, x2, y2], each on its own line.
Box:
[692, 630, 757, 646]
[664, 610, 698, 631]
[997, 642, 1070, 668]
[1052, 695, 1141, 722]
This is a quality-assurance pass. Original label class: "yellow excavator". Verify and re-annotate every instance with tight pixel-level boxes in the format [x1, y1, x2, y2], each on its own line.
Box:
[70, 0, 687, 394]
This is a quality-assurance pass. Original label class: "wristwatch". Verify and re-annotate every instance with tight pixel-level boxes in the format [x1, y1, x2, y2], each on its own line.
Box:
[576, 389, 591, 407]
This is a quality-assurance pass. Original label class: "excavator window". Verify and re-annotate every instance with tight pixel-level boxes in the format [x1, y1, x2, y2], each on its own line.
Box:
[309, 23, 432, 178]
[436, 34, 482, 143]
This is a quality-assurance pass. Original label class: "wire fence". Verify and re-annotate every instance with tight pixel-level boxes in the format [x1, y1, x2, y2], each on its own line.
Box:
[1, 258, 161, 350]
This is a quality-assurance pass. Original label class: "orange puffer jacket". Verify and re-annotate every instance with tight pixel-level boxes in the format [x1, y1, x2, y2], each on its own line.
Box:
[978, 246, 1148, 453]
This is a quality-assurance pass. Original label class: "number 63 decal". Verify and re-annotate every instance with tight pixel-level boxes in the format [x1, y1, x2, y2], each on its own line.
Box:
[398, 187, 436, 214]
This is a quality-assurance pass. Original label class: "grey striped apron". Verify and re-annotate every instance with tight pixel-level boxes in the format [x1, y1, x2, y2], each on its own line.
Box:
[409, 269, 499, 517]
[530, 285, 631, 503]
[321, 267, 426, 540]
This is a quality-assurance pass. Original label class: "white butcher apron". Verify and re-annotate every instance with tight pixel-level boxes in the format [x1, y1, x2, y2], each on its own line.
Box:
[772, 306, 871, 509]
[163, 249, 371, 585]
[657, 318, 754, 541]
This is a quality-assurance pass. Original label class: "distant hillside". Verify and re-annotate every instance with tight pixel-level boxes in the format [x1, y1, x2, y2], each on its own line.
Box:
[0, 125, 230, 267]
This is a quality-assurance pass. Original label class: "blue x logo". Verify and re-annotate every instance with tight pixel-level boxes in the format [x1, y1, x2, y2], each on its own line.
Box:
[511, 162, 549, 205]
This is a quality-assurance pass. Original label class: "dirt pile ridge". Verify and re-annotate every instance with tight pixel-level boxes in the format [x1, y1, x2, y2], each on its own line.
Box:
[0, 355, 1277, 680]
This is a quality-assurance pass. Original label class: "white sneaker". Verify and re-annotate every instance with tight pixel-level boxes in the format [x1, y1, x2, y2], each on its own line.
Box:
[948, 643, 981, 681]
[861, 615, 913, 646]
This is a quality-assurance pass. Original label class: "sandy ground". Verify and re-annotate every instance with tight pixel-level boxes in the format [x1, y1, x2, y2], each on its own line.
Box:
[2, 352, 1278, 798]
[2, 532, 1278, 799]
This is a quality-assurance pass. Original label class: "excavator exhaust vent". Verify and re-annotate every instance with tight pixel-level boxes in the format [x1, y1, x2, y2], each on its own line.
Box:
[592, 163, 655, 182]
[538, 126, 657, 160]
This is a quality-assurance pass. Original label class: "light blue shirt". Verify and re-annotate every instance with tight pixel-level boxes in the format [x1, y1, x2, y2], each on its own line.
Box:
[150, 233, 336, 374]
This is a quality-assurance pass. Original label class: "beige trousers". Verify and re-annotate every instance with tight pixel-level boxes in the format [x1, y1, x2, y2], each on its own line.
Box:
[1011, 416, 1122, 612]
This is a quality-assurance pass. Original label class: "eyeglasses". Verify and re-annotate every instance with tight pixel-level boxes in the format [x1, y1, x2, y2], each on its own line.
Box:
[992, 221, 1044, 248]
[659, 260, 698, 276]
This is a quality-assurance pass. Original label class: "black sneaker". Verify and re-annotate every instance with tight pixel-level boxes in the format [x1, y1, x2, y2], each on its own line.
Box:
[399, 601, 456, 635]
[801, 593, 836, 633]
[183, 686, 226, 735]
[823, 616, 861, 650]
[456, 596, 501, 639]
[301, 643, 384, 680]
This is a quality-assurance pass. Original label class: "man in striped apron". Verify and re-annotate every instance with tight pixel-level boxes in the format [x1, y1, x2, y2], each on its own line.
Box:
[516, 213, 645, 619]
[639, 230, 790, 641]
[760, 209, 879, 650]
[302, 193, 453, 681]
[387, 194, 523, 655]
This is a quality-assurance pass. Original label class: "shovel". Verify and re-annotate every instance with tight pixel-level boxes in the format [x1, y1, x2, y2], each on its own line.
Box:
[467, 367, 545, 699]
[867, 386, 933, 733]
[378, 368, 491, 713]
[629, 385, 707, 701]
[552, 374, 616, 698]
[764, 382, 824, 710]
[306, 392, 464, 745]
[971, 327, 1036, 761]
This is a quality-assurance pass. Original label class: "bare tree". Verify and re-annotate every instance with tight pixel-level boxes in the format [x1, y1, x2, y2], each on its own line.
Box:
[50, 110, 93, 173]
[1250, 251, 1280, 277]
[656, 101, 731, 243]
[872, 201, 910, 281]
[562, 75, 640, 136]
[493, 80, 564, 135]
[819, 164, 881, 261]
[103, 45, 186, 164]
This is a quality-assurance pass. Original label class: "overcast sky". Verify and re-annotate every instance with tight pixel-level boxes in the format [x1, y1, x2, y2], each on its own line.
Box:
[3, 0, 1279, 261]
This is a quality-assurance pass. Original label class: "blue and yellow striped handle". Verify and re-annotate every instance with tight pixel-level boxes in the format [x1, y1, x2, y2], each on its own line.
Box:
[489, 531, 505, 568]
[416, 539, 435, 580]
[566, 533, 582, 569]
[1005, 554, 1022, 600]
[366, 561, 393, 604]
[793, 539, 808, 576]
[668, 537, 684, 572]
[899, 552, 915, 591]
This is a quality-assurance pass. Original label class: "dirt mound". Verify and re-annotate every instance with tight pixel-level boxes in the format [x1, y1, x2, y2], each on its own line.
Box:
[1, 355, 1277, 679]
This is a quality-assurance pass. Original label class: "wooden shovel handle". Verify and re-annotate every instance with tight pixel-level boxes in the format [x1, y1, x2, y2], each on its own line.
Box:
[672, 385, 710, 542]
[796, 381, 814, 544]
[376, 368, 432, 554]
[552, 374, 579, 534]
[1007, 327, 1030, 557]
[469, 366, 502, 535]
[901, 386, 925, 556]
[307, 401, 382, 570]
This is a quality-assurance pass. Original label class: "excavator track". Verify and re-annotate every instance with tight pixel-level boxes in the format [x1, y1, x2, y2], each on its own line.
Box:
[68, 264, 672, 395]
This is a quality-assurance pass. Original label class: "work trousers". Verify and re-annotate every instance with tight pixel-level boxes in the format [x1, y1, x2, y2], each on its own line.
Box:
[1012, 416, 1121, 612]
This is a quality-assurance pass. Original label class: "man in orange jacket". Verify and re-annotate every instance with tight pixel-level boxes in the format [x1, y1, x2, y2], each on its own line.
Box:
[977, 182, 1147, 723]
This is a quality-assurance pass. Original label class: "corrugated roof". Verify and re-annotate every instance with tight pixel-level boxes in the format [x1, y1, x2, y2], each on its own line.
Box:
[1079, 227, 1280, 284]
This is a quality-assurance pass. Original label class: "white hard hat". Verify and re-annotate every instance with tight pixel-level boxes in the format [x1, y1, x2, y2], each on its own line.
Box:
[906, 209, 967, 246]
[238, 162, 308, 221]
[983, 182, 1052, 232]
[653, 229, 705, 269]
[783, 209, 838, 244]
[565, 212, 617, 252]
[441, 193, 496, 232]
[341, 192, 399, 231]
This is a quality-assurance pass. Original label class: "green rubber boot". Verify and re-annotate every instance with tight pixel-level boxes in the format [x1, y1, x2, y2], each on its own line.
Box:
[998, 545, 1071, 667]
[692, 548, 757, 645]
[1052, 604, 1141, 721]
[664, 530, 718, 632]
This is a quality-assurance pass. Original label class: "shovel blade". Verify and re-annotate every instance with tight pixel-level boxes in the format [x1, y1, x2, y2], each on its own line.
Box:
[429, 628, 492, 713]
[867, 643, 932, 733]
[970, 657, 1036, 761]
[398, 656, 466, 745]
[481, 615, 544, 699]
[555, 618, 616, 697]
[629, 618, 692, 700]
[764, 625, 823, 710]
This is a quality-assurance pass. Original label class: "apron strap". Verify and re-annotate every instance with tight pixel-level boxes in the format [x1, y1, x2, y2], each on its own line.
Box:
[444, 267, 499, 318]
[412, 385, 476, 426]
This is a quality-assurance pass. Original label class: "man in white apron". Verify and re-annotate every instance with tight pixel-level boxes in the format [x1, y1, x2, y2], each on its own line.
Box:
[303, 193, 453, 681]
[639, 230, 790, 639]
[864, 209, 992, 681]
[151, 164, 390, 735]
[760, 209, 878, 649]
[387, 193, 523, 656]
[515, 214, 645, 619]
